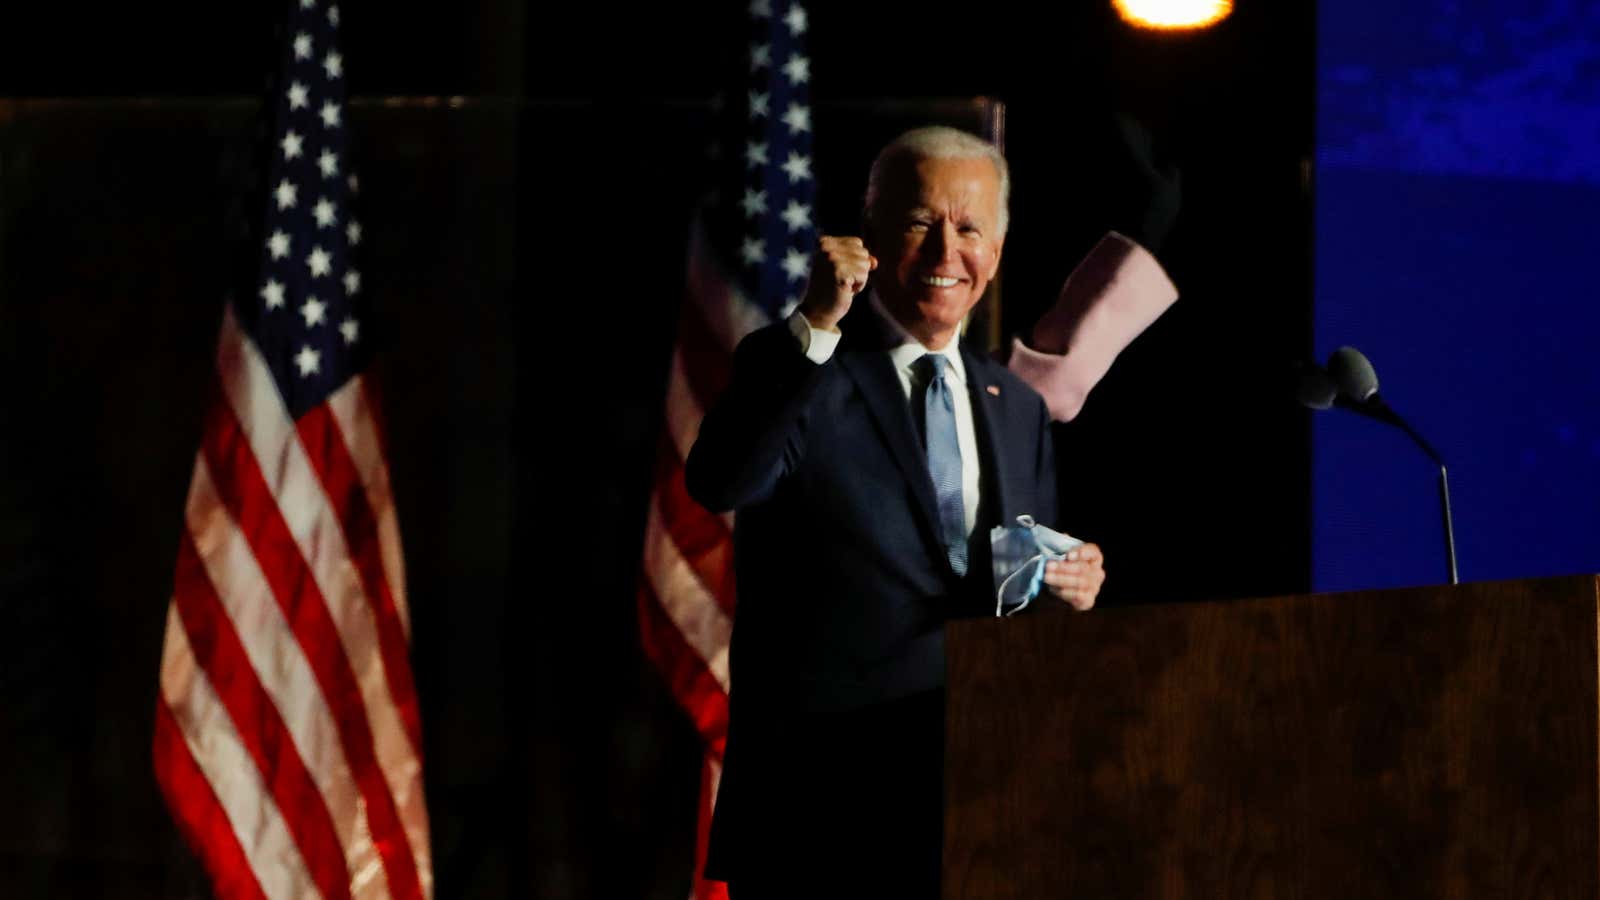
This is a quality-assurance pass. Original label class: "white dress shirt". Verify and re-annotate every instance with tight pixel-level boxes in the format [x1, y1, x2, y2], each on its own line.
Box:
[787, 298, 983, 540]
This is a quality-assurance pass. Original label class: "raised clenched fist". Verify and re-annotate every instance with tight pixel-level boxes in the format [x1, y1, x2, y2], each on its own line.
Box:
[797, 235, 877, 332]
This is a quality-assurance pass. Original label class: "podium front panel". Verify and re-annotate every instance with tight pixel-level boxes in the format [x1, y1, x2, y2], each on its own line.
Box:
[945, 575, 1600, 899]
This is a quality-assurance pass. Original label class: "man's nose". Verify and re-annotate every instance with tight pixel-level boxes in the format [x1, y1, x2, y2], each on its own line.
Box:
[923, 221, 958, 262]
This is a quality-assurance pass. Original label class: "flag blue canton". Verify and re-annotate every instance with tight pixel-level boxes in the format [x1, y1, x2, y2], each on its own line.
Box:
[239, 0, 369, 419]
[735, 0, 815, 319]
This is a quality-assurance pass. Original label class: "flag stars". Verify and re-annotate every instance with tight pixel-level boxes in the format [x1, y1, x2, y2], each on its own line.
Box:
[268, 230, 291, 260]
[781, 248, 809, 282]
[293, 33, 313, 60]
[782, 104, 811, 135]
[749, 91, 769, 118]
[749, 43, 771, 71]
[287, 82, 309, 110]
[347, 174, 359, 194]
[782, 152, 813, 183]
[741, 237, 765, 266]
[313, 197, 336, 228]
[340, 317, 360, 345]
[300, 295, 327, 327]
[782, 54, 810, 85]
[319, 101, 341, 128]
[741, 188, 768, 218]
[327, 5, 340, 25]
[294, 345, 321, 377]
[280, 130, 304, 160]
[780, 200, 812, 233]
[260, 278, 286, 310]
[306, 246, 332, 277]
[274, 179, 298, 210]
[342, 270, 361, 295]
[299, 0, 315, 9]
[346, 220, 362, 245]
[745, 140, 768, 168]
[749, 0, 771, 17]
[318, 149, 339, 178]
[783, 5, 808, 35]
[323, 52, 343, 79]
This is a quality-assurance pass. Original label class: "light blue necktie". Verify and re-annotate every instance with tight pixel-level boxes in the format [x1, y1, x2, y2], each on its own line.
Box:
[919, 354, 967, 576]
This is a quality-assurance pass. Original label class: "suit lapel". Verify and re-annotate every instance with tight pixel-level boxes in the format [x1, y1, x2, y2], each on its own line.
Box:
[837, 351, 944, 545]
[963, 347, 1016, 525]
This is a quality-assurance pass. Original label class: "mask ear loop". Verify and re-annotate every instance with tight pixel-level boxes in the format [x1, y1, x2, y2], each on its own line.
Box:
[996, 555, 1043, 617]
[994, 519, 1068, 617]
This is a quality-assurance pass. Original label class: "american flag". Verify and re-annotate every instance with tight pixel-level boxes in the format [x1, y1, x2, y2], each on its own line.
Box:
[637, 1, 814, 896]
[152, 2, 432, 898]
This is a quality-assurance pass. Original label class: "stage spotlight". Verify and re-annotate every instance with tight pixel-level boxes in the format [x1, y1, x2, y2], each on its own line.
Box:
[1112, 0, 1232, 30]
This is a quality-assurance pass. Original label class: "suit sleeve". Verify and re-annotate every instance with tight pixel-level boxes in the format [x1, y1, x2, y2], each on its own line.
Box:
[1007, 232, 1178, 422]
[684, 321, 830, 513]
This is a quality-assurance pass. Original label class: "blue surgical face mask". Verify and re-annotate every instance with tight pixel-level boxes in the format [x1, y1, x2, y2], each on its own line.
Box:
[989, 515, 1084, 616]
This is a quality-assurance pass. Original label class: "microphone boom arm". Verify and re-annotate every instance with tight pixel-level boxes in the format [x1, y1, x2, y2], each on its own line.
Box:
[1343, 394, 1460, 586]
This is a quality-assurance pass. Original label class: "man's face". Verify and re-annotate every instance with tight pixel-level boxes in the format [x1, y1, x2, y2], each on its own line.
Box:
[868, 155, 1006, 344]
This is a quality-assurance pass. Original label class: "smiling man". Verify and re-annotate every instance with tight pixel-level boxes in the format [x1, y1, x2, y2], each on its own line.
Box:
[686, 126, 1106, 895]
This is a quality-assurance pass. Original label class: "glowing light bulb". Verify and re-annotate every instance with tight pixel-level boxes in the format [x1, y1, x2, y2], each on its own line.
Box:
[1112, 0, 1233, 30]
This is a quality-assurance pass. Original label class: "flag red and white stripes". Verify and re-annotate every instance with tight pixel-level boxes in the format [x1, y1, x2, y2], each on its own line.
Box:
[639, 221, 766, 900]
[155, 0, 431, 893]
[155, 310, 432, 900]
[639, 2, 812, 895]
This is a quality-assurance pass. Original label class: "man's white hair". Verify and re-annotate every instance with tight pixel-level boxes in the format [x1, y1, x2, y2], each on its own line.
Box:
[863, 126, 1011, 235]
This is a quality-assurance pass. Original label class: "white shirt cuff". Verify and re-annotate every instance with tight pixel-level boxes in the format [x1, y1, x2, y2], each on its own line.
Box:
[786, 310, 842, 364]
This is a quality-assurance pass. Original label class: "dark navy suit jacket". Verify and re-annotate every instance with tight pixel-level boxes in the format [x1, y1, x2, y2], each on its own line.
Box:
[686, 305, 1060, 879]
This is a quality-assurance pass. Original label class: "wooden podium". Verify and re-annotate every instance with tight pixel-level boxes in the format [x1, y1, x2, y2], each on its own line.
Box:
[944, 575, 1600, 898]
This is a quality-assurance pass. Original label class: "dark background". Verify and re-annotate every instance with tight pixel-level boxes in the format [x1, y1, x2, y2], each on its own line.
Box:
[1, 2, 1313, 896]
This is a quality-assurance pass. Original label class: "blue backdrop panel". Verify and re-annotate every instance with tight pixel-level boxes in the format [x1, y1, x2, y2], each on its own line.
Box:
[1314, 0, 1600, 591]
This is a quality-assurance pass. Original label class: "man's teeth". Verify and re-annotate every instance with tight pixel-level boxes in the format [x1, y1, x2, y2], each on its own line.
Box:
[920, 276, 959, 288]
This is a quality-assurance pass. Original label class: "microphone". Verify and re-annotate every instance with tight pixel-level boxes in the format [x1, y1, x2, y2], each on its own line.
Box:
[1326, 347, 1404, 431]
[1325, 346, 1442, 463]
[1327, 345, 1379, 402]
[1311, 347, 1458, 584]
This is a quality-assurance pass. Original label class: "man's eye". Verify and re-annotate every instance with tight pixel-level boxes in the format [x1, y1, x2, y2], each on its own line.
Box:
[907, 221, 930, 233]
[959, 225, 981, 236]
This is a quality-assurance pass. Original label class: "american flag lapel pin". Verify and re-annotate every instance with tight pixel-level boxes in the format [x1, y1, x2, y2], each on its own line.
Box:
[986, 384, 1001, 396]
